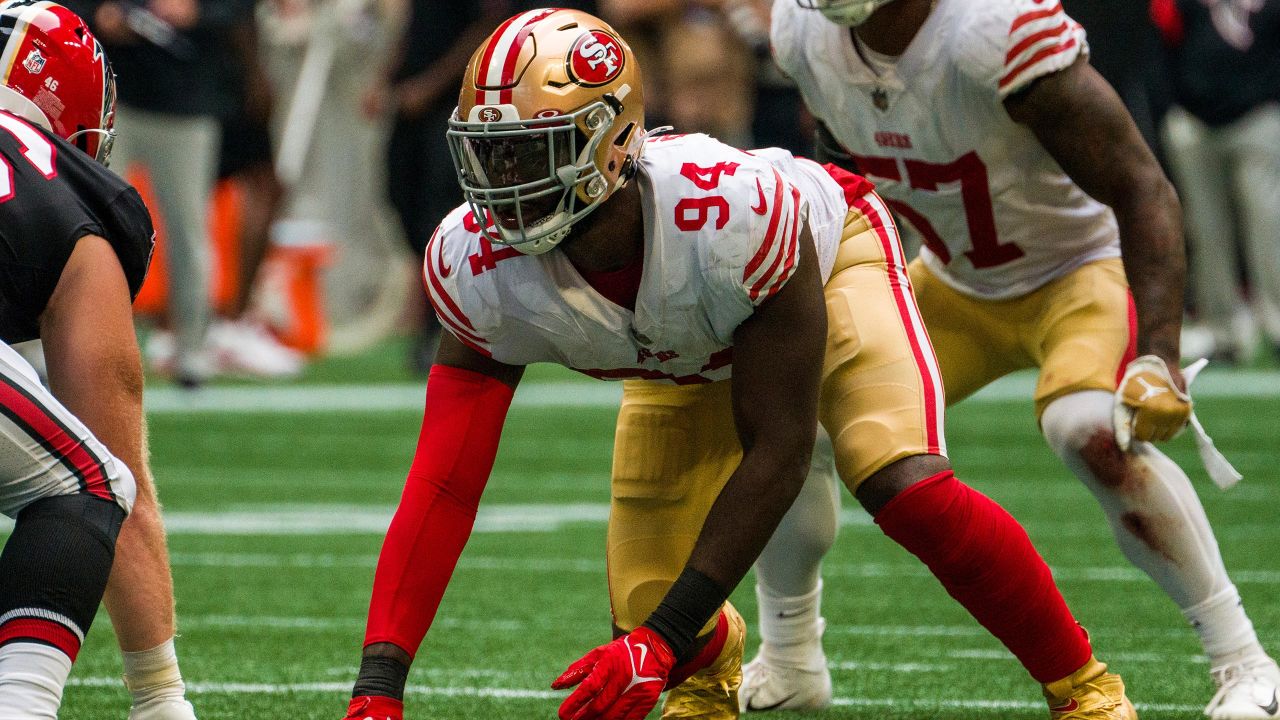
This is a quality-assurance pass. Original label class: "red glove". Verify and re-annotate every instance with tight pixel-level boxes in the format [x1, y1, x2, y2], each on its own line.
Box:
[551, 627, 677, 720]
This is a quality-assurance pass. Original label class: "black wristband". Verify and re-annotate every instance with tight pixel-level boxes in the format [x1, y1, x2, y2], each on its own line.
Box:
[642, 566, 729, 661]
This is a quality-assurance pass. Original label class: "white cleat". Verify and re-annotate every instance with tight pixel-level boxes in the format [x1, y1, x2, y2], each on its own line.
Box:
[1206, 657, 1280, 720]
[208, 319, 304, 379]
[739, 653, 832, 713]
[128, 696, 198, 720]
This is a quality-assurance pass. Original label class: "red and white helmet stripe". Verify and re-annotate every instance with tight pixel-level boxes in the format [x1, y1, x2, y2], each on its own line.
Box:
[474, 8, 559, 107]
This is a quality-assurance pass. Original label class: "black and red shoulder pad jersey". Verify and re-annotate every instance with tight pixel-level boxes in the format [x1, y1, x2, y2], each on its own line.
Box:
[0, 111, 154, 343]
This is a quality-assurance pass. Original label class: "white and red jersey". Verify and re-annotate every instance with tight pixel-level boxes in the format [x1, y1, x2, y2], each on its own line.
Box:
[772, 0, 1121, 300]
[424, 134, 850, 384]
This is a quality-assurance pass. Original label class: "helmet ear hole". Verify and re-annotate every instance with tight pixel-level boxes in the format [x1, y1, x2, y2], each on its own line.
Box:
[613, 122, 635, 147]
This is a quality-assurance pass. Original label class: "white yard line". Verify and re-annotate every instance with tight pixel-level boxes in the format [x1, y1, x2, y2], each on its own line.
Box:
[142, 370, 1280, 414]
[63, 676, 1205, 713]
[157, 613, 1274, 650]
[154, 542, 1280, 585]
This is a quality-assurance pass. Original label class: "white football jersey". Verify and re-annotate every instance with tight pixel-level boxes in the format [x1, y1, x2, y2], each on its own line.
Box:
[424, 134, 849, 383]
[772, 0, 1121, 300]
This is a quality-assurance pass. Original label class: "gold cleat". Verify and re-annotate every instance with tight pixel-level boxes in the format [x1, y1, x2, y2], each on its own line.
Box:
[1043, 655, 1139, 720]
[662, 603, 747, 719]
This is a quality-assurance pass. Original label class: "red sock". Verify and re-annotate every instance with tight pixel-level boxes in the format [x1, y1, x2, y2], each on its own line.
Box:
[874, 471, 1091, 683]
[664, 610, 729, 689]
[363, 366, 515, 658]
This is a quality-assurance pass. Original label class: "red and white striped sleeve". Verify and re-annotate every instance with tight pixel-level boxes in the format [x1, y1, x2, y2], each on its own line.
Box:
[423, 225, 494, 357]
[740, 169, 805, 307]
[996, 0, 1088, 99]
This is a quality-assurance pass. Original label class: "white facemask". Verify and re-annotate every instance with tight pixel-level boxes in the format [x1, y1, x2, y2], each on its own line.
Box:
[805, 0, 899, 27]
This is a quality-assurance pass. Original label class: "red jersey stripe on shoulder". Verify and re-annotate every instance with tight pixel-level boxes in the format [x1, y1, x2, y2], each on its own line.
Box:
[1009, 1, 1064, 35]
[748, 187, 796, 297]
[750, 185, 802, 300]
[758, 190, 803, 302]
[743, 170, 788, 282]
[998, 37, 1078, 90]
[424, 235, 489, 351]
[1005, 20, 1068, 64]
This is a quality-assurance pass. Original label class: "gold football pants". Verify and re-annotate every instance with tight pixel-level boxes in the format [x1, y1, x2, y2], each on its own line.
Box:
[907, 257, 1134, 418]
[608, 195, 945, 630]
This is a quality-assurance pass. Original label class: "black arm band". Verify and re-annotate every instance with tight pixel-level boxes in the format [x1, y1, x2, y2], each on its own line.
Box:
[642, 566, 730, 661]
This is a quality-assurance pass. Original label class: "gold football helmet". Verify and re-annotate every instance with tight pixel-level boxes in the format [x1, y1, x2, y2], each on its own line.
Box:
[447, 8, 645, 254]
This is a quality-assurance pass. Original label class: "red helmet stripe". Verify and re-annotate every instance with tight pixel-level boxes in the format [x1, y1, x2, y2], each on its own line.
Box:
[475, 8, 558, 107]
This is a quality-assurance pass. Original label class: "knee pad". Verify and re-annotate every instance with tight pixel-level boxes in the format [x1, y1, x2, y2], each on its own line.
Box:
[1040, 390, 1115, 460]
[18, 494, 126, 550]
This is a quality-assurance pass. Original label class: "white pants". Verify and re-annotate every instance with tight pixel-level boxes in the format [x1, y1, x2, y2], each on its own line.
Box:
[0, 342, 134, 517]
[110, 106, 221, 372]
[1164, 103, 1280, 350]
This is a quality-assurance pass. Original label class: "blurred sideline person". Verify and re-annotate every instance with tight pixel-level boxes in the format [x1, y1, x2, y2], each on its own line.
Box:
[203, 5, 304, 379]
[0, 2, 194, 719]
[1063, 0, 1172, 160]
[741, 2, 1279, 719]
[67, 0, 244, 387]
[341, 8, 1138, 720]
[363, 0, 504, 374]
[1156, 0, 1280, 364]
[366, 0, 596, 373]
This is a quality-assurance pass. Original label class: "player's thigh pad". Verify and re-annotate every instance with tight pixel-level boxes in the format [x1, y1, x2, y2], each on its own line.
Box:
[0, 342, 135, 517]
[1030, 258, 1134, 417]
[907, 258, 1032, 404]
[609, 380, 740, 631]
[819, 205, 946, 491]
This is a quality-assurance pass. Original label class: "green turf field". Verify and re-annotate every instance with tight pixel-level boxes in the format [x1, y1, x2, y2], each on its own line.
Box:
[50, 356, 1280, 719]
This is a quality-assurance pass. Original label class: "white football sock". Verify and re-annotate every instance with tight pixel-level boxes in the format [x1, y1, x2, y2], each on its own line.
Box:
[123, 637, 188, 707]
[754, 428, 840, 597]
[0, 642, 71, 719]
[1184, 586, 1267, 667]
[752, 429, 838, 672]
[756, 581, 828, 672]
[1042, 391, 1265, 661]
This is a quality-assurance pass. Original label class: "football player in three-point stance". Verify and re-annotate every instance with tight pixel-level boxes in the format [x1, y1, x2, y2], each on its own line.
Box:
[0, 1, 195, 718]
[741, 1, 1279, 719]
[342, 8, 1136, 720]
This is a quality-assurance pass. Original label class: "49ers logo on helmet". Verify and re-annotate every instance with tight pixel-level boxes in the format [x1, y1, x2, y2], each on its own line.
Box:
[567, 30, 624, 86]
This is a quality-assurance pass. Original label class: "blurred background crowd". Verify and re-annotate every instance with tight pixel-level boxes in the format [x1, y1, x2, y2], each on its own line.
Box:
[73, 0, 1280, 384]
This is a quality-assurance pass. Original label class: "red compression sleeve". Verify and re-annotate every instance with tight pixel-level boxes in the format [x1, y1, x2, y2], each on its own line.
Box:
[363, 365, 515, 658]
[874, 471, 1092, 683]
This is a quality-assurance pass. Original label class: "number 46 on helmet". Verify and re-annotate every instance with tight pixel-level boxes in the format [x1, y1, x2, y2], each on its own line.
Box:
[0, 0, 116, 164]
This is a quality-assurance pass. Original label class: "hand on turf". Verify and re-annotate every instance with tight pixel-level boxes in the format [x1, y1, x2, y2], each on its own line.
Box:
[551, 627, 676, 720]
[1114, 354, 1191, 450]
